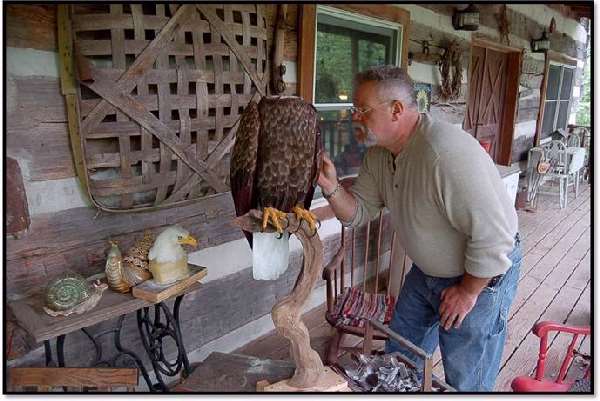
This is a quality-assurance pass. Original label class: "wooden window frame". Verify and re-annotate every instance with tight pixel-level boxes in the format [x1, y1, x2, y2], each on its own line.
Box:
[534, 50, 578, 146]
[298, 4, 410, 103]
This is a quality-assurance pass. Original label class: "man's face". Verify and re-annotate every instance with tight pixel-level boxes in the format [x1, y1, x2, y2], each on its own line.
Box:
[351, 82, 392, 147]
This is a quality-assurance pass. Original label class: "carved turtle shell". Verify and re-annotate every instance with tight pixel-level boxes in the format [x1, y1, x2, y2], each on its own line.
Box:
[45, 273, 92, 312]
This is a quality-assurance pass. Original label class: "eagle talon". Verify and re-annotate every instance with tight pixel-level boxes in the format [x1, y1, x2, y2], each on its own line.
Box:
[292, 206, 318, 234]
[262, 207, 287, 234]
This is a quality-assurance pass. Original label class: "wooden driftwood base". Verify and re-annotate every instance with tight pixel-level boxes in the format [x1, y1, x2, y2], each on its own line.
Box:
[256, 367, 350, 392]
[234, 209, 348, 390]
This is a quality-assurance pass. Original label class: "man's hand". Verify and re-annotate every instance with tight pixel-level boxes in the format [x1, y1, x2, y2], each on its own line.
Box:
[439, 272, 492, 330]
[439, 284, 479, 331]
[317, 152, 338, 194]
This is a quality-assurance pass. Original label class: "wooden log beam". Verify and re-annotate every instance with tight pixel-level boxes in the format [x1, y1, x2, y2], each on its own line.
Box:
[6, 5, 57, 51]
[270, 4, 287, 95]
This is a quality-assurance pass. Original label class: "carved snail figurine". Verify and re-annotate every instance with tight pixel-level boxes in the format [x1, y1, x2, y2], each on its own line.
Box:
[43, 273, 108, 317]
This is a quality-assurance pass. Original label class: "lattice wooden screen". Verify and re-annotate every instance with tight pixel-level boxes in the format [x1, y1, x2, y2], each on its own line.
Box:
[64, 4, 269, 211]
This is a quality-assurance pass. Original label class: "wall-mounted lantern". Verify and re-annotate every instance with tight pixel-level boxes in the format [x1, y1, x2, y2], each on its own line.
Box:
[452, 4, 479, 31]
[531, 30, 550, 53]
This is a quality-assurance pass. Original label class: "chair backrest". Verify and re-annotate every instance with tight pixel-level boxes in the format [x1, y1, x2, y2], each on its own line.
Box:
[8, 367, 139, 392]
[533, 322, 591, 384]
[542, 140, 568, 172]
[526, 147, 545, 201]
[333, 177, 406, 300]
[566, 133, 581, 147]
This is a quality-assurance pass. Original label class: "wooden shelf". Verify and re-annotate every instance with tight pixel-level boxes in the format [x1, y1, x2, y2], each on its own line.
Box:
[8, 264, 206, 343]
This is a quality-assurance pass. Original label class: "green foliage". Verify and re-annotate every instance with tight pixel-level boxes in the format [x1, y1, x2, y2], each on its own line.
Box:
[315, 29, 389, 103]
[576, 43, 591, 126]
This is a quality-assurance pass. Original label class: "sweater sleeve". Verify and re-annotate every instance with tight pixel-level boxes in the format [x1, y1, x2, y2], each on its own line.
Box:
[433, 151, 516, 278]
[343, 149, 385, 227]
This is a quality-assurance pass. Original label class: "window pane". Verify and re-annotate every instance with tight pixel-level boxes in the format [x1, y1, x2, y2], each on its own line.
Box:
[546, 65, 561, 100]
[560, 67, 574, 100]
[556, 100, 570, 130]
[542, 100, 557, 135]
[315, 12, 398, 104]
[317, 109, 366, 178]
[358, 38, 389, 71]
[315, 29, 352, 103]
[313, 8, 402, 194]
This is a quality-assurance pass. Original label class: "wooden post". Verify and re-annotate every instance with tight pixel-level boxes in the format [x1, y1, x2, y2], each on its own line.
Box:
[234, 210, 349, 392]
[57, 5, 89, 196]
[270, 4, 287, 94]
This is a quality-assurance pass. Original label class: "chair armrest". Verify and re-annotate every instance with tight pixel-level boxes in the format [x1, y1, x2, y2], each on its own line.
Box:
[533, 321, 591, 338]
[365, 319, 443, 392]
[322, 245, 345, 281]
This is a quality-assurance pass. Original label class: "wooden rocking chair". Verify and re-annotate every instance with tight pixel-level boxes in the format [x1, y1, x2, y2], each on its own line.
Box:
[322, 178, 408, 365]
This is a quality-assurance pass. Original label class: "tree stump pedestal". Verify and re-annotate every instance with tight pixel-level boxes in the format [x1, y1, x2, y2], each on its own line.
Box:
[234, 210, 350, 392]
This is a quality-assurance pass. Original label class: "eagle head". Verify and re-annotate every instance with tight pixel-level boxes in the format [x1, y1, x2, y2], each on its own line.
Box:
[148, 225, 198, 263]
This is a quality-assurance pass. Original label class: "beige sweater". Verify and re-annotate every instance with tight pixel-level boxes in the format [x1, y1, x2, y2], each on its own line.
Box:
[344, 114, 518, 278]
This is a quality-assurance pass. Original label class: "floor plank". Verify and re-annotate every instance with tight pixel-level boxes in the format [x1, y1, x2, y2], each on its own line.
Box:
[495, 234, 590, 390]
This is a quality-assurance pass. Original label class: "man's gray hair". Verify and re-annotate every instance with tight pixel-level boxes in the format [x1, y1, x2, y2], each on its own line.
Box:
[354, 65, 416, 107]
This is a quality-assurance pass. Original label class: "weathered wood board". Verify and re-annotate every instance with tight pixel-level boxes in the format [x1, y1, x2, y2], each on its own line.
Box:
[173, 352, 295, 392]
[8, 280, 202, 343]
[132, 265, 207, 303]
[6, 158, 30, 236]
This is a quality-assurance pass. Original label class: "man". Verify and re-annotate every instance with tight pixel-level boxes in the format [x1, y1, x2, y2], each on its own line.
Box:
[317, 65, 520, 391]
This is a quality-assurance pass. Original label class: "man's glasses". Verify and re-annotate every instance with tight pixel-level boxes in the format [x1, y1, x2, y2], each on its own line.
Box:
[349, 100, 392, 118]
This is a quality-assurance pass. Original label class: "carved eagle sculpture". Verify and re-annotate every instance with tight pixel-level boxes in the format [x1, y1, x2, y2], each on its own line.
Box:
[230, 96, 323, 280]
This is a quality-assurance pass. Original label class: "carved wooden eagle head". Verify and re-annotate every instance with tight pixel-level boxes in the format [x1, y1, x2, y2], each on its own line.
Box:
[230, 96, 323, 279]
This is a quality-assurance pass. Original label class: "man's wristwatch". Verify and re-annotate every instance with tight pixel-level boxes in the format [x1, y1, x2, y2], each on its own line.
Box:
[323, 182, 342, 200]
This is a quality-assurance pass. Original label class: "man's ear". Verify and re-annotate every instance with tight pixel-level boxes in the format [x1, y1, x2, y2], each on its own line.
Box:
[391, 100, 404, 121]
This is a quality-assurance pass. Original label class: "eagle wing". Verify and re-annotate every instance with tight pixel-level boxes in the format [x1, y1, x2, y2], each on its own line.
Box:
[304, 106, 323, 210]
[230, 101, 261, 246]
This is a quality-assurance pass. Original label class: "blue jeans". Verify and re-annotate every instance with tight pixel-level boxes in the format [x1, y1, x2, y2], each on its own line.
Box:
[385, 241, 522, 391]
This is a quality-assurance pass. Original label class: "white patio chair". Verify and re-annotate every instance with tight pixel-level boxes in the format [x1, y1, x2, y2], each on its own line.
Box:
[566, 132, 581, 147]
[536, 140, 582, 209]
[526, 147, 546, 206]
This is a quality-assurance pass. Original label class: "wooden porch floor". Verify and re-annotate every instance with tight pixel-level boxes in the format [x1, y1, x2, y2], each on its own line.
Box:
[235, 183, 591, 392]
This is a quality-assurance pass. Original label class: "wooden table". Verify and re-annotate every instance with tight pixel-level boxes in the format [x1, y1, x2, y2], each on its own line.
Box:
[9, 280, 203, 392]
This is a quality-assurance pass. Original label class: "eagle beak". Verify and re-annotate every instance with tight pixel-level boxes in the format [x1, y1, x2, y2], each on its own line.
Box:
[179, 235, 198, 248]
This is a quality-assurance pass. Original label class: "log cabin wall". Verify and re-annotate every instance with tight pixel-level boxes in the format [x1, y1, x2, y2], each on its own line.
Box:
[6, 4, 588, 371]
[5, 4, 320, 369]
